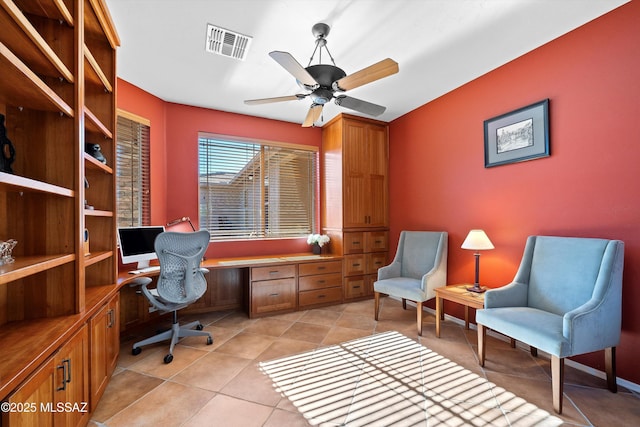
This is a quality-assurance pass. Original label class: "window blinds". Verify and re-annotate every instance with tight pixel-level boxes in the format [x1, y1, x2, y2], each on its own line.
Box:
[116, 115, 150, 227]
[198, 135, 317, 240]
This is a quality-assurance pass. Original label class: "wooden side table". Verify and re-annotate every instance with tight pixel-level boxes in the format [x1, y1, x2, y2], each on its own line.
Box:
[435, 284, 485, 338]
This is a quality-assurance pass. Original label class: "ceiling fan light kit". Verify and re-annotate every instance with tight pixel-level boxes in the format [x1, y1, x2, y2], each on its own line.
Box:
[245, 22, 398, 127]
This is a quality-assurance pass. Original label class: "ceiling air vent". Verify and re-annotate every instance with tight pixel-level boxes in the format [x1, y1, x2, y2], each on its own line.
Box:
[205, 24, 252, 61]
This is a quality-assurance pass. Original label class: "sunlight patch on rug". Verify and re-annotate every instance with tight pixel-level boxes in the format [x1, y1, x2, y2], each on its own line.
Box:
[259, 331, 563, 426]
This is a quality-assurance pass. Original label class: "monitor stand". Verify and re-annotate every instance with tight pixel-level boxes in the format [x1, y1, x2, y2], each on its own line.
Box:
[136, 260, 151, 270]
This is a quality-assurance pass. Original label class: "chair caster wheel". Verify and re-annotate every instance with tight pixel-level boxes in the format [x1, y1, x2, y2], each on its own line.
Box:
[207, 336, 213, 345]
[132, 347, 141, 356]
[196, 323, 204, 331]
[164, 354, 173, 364]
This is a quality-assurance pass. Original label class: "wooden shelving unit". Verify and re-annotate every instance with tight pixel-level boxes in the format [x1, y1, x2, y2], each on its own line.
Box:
[0, 0, 120, 422]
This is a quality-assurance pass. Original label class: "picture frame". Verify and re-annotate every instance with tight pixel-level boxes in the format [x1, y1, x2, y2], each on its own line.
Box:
[484, 99, 549, 168]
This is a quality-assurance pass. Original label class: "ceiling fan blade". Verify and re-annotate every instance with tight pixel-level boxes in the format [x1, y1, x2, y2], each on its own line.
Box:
[269, 51, 319, 89]
[244, 94, 306, 105]
[335, 95, 386, 116]
[302, 104, 323, 127]
[333, 58, 399, 92]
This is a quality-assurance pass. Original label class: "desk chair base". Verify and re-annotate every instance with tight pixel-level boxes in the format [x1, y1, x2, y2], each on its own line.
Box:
[132, 311, 213, 364]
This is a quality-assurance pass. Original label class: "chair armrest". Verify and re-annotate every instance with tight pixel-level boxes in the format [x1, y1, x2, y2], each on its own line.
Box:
[140, 282, 172, 313]
[563, 296, 621, 354]
[377, 261, 401, 280]
[421, 265, 446, 296]
[484, 282, 528, 308]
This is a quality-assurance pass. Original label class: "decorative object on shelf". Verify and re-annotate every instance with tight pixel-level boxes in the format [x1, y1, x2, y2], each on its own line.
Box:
[307, 233, 330, 254]
[83, 229, 90, 256]
[461, 230, 494, 293]
[167, 216, 196, 231]
[85, 143, 107, 164]
[0, 114, 16, 174]
[0, 239, 17, 265]
[484, 99, 550, 168]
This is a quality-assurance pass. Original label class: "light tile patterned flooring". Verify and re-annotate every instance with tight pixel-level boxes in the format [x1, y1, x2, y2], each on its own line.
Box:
[89, 297, 640, 426]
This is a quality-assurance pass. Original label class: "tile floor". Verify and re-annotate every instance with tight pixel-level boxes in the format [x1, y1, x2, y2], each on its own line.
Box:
[89, 297, 639, 426]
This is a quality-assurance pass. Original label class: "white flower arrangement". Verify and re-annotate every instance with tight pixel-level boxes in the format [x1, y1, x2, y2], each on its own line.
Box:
[307, 233, 330, 247]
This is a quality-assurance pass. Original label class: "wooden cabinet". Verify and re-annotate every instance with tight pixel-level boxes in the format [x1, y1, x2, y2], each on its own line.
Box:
[89, 293, 119, 411]
[342, 230, 388, 301]
[2, 325, 89, 427]
[298, 260, 343, 308]
[322, 114, 389, 231]
[0, 0, 119, 416]
[250, 264, 296, 316]
[321, 114, 389, 300]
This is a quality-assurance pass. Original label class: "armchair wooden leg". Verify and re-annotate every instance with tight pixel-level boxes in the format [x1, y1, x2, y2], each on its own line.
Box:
[402, 298, 407, 310]
[477, 324, 486, 366]
[551, 355, 564, 414]
[374, 292, 380, 321]
[605, 347, 617, 393]
[416, 301, 423, 336]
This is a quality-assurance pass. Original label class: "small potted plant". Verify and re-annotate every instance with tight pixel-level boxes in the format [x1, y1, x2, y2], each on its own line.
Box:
[307, 233, 330, 254]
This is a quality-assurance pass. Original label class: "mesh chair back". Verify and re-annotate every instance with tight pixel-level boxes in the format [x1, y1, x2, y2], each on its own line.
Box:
[154, 230, 210, 304]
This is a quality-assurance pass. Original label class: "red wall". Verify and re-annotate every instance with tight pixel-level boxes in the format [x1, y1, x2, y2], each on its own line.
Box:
[116, 79, 168, 226]
[163, 103, 322, 258]
[389, 1, 640, 384]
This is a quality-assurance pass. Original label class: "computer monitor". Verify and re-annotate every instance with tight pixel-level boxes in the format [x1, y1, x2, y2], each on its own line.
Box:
[117, 226, 165, 269]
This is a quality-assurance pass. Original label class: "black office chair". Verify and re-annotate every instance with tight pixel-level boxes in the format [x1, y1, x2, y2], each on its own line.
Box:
[131, 230, 213, 363]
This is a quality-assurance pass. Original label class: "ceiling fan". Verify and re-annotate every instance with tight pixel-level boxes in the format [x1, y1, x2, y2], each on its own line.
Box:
[245, 22, 399, 127]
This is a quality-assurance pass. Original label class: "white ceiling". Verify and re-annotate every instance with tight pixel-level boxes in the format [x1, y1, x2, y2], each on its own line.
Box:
[105, 0, 628, 127]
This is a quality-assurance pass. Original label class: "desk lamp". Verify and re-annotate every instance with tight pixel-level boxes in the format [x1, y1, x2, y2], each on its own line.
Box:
[461, 229, 494, 293]
[167, 216, 196, 231]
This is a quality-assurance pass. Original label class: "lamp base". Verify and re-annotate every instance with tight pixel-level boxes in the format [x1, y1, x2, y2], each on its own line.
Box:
[466, 284, 486, 293]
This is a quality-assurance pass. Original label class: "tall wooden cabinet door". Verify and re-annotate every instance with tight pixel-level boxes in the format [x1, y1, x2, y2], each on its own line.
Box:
[2, 360, 56, 427]
[54, 325, 89, 427]
[366, 124, 389, 227]
[343, 120, 369, 228]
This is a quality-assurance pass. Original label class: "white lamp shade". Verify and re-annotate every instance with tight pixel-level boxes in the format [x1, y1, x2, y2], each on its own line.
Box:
[461, 229, 495, 250]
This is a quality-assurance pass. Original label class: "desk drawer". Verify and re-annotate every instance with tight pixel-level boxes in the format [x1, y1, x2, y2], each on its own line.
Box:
[299, 260, 342, 276]
[251, 264, 295, 281]
[344, 276, 367, 299]
[299, 287, 342, 307]
[251, 278, 296, 314]
[344, 254, 366, 276]
[367, 252, 387, 275]
[299, 273, 342, 291]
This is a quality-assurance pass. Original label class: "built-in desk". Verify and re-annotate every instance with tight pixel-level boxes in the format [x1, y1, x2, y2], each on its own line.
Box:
[117, 253, 343, 330]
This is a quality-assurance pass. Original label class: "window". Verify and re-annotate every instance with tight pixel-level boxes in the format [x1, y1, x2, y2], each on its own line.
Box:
[198, 133, 318, 240]
[116, 111, 150, 227]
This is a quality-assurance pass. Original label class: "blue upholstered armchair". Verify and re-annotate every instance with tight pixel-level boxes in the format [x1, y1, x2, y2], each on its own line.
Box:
[374, 231, 448, 336]
[476, 236, 624, 414]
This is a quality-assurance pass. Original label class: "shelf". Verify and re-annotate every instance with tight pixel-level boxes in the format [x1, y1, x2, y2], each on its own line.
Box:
[0, 41, 74, 116]
[0, 253, 75, 285]
[84, 152, 113, 174]
[0, 170, 74, 197]
[84, 208, 113, 217]
[13, 0, 74, 26]
[84, 250, 113, 267]
[0, 0, 74, 82]
[84, 106, 112, 139]
[84, 44, 112, 92]
[84, 0, 119, 49]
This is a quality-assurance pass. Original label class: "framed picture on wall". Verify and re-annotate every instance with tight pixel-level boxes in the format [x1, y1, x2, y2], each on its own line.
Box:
[484, 99, 550, 168]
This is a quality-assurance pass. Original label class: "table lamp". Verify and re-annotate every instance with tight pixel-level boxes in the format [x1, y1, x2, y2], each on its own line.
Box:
[167, 216, 196, 231]
[461, 229, 494, 293]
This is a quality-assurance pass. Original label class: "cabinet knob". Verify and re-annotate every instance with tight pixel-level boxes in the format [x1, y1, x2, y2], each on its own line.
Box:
[269, 293, 280, 297]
